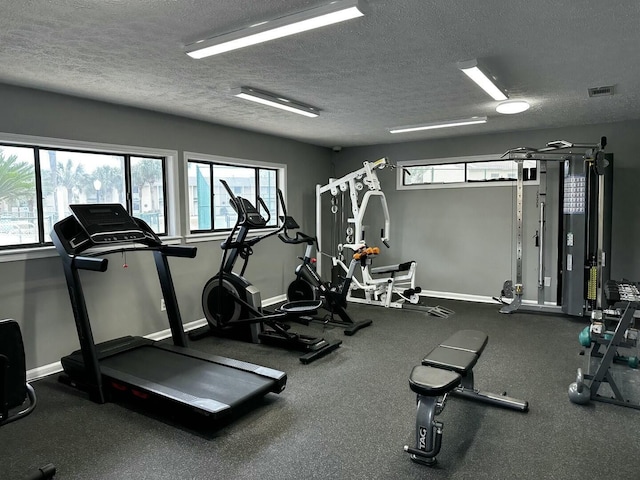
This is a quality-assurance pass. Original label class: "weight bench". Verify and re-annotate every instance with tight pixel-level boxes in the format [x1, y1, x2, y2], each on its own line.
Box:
[404, 330, 529, 466]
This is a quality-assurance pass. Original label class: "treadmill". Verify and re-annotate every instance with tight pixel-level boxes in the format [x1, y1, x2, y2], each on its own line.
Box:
[51, 203, 286, 422]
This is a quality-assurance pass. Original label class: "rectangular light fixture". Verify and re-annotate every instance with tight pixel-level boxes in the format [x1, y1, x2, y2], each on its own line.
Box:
[457, 59, 508, 101]
[389, 116, 487, 134]
[185, 0, 366, 59]
[233, 87, 320, 118]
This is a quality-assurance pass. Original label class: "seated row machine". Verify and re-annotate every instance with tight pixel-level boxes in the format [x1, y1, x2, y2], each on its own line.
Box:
[404, 330, 529, 466]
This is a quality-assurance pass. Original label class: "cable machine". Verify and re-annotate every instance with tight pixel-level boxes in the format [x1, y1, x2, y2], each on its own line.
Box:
[496, 136, 612, 318]
[316, 157, 453, 317]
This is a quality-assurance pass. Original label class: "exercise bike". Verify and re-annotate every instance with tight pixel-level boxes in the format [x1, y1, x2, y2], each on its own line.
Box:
[194, 180, 342, 364]
[279, 217, 372, 336]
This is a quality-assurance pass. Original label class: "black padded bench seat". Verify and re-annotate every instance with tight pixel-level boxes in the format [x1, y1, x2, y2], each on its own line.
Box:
[409, 365, 461, 396]
[440, 330, 488, 355]
[421, 330, 488, 373]
[422, 347, 478, 373]
[369, 261, 414, 275]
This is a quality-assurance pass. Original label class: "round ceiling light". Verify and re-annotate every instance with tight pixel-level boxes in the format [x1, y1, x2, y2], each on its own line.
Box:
[496, 100, 530, 114]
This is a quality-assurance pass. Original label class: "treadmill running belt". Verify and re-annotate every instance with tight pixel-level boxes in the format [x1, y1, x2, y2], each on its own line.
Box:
[100, 346, 276, 411]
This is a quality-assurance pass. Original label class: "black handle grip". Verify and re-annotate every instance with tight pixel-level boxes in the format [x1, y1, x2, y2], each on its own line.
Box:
[161, 245, 197, 258]
[73, 257, 108, 272]
[278, 232, 315, 245]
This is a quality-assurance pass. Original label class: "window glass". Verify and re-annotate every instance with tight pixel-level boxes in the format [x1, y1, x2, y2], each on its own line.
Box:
[403, 164, 465, 185]
[131, 157, 165, 234]
[259, 168, 278, 227]
[467, 160, 537, 182]
[0, 146, 38, 246]
[39, 150, 125, 242]
[213, 164, 255, 229]
[188, 162, 211, 231]
[401, 158, 538, 188]
[467, 160, 518, 181]
[187, 159, 282, 233]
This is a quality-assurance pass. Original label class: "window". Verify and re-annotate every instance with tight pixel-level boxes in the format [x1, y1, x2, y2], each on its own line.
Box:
[402, 163, 465, 185]
[467, 160, 536, 182]
[0, 146, 37, 246]
[186, 154, 284, 233]
[0, 142, 167, 249]
[398, 155, 538, 189]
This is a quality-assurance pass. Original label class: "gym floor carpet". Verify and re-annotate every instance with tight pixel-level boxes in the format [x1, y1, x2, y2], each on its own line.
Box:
[1, 299, 638, 479]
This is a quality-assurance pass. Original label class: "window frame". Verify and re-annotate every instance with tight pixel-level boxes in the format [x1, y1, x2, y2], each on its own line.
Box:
[0, 132, 179, 260]
[183, 151, 287, 240]
[397, 154, 540, 190]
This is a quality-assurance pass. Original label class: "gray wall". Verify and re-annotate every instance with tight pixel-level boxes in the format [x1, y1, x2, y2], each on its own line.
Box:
[0, 83, 332, 370]
[3, 81, 639, 372]
[333, 121, 640, 301]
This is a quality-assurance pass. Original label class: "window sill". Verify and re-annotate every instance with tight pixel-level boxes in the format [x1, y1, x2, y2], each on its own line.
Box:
[185, 228, 280, 244]
[397, 179, 540, 191]
[0, 245, 57, 263]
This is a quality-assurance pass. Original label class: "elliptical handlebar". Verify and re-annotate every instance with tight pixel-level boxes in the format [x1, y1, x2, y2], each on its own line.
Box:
[219, 179, 289, 250]
[278, 225, 316, 247]
[256, 196, 271, 225]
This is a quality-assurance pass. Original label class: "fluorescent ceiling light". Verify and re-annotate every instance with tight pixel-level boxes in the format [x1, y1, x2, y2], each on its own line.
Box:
[389, 116, 487, 134]
[496, 100, 530, 114]
[185, 0, 366, 59]
[457, 59, 508, 101]
[233, 87, 320, 117]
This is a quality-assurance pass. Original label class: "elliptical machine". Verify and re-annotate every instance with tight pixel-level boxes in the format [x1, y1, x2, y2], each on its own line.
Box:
[196, 180, 342, 364]
[279, 217, 372, 336]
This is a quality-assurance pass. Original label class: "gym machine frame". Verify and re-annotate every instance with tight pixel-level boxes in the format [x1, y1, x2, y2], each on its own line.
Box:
[52, 204, 287, 421]
[196, 180, 342, 363]
[279, 217, 372, 335]
[496, 137, 610, 318]
[316, 157, 453, 317]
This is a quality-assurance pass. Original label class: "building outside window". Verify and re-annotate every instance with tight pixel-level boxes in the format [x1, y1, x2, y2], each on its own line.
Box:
[187, 156, 282, 233]
[0, 143, 166, 249]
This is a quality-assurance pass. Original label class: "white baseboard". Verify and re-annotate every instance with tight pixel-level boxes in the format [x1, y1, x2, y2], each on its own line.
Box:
[419, 290, 558, 308]
[27, 295, 287, 382]
[418, 290, 498, 304]
[27, 362, 63, 382]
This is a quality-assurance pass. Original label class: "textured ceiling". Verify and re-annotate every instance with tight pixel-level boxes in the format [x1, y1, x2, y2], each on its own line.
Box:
[1, 0, 639, 147]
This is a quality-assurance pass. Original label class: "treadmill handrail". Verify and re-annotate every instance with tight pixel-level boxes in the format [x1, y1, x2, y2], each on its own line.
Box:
[72, 256, 108, 272]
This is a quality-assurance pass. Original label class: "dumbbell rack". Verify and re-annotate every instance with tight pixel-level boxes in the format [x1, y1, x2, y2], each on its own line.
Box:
[573, 282, 640, 409]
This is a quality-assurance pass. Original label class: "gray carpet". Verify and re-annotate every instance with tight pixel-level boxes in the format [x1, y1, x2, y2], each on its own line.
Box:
[2, 299, 640, 479]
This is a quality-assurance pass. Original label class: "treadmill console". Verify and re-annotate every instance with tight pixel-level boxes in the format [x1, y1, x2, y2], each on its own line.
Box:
[69, 204, 146, 244]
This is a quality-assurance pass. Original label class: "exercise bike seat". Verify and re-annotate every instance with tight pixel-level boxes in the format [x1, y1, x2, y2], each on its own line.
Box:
[278, 299, 323, 315]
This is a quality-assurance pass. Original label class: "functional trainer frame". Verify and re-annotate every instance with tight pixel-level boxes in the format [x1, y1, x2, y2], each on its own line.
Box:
[496, 137, 611, 317]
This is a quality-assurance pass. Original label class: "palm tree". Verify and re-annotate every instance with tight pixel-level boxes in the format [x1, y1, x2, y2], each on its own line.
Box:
[56, 159, 88, 206]
[131, 159, 162, 210]
[93, 165, 123, 203]
[0, 151, 35, 203]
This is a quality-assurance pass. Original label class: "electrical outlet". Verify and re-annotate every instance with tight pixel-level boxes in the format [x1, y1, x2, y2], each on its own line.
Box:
[160, 298, 166, 311]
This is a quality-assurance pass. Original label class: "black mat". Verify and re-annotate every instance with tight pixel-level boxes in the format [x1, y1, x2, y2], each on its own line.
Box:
[2, 299, 639, 480]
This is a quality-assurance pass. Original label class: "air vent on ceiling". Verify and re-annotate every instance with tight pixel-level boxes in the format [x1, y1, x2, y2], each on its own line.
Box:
[588, 85, 615, 97]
